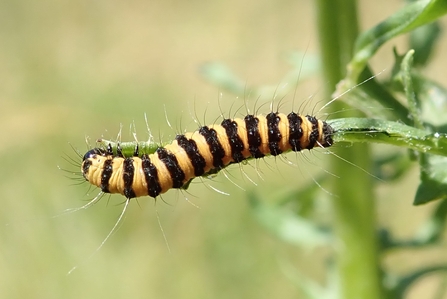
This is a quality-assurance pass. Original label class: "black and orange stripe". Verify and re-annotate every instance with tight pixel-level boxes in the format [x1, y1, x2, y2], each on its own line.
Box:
[81, 112, 334, 199]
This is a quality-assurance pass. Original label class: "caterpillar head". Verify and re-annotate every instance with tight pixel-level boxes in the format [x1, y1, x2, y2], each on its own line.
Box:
[81, 148, 108, 182]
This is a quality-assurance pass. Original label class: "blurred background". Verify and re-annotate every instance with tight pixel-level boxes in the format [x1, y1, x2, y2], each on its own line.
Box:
[1, 0, 447, 298]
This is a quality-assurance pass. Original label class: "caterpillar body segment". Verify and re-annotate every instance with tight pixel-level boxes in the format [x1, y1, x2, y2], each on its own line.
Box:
[81, 112, 335, 199]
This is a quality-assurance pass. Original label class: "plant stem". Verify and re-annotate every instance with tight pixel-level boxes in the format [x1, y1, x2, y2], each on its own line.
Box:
[315, 1, 383, 298]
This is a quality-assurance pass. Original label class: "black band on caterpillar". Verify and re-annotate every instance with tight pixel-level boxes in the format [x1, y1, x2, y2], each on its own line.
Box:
[199, 126, 226, 168]
[221, 119, 245, 163]
[81, 112, 334, 199]
[287, 112, 303, 151]
[175, 135, 206, 177]
[141, 154, 162, 197]
[244, 115, 264, 158]
[123, 158, 136, 199]
[266, 112, 282, 156]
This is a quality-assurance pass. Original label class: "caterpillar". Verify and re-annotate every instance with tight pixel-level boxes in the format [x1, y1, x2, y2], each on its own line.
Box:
[81, 112, 334, 199]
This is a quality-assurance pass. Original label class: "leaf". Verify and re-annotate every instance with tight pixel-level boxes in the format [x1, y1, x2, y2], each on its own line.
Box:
[380, 199, 447, 248]
[198, 61, 247, 95]
[248, 192, 332, 249]
[346, 0, 447, 84]
[415, 75, 447, 128]
[329, 118, 447, 157]
[199, 52, 321, 100]
[372, 152, 413, 181]
[409, 20, 442, 67]
[386, 265, 447, 298]
[389, 48, 447, 128]
[414, 154, 447, 205]
[333, 69, 406, 121]
[280, 260, 339, 299]
[414, 199, 447, 243]
[401, 50, 424, 129]
[393, 49, 447, 205]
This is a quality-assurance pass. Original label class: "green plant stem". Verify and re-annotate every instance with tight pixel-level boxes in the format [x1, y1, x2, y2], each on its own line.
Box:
[329, 118, 447, 157]
[316, 1, 383, 298]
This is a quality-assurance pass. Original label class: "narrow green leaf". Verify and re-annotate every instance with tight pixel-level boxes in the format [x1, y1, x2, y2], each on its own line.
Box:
[415, 75, 447, 128]
[414, 154, 447, 204]
[386, 265, 447, 298]
[277, 174, 329, 215]
[333, 69, 407, 121]
[248, 192, 332, 249]
[347, 0, 447, 84]
[372, 152, 413, 181]
[280, 260, 338, 299]
[409, 21, 441, 67]
[198, 61, 247, 95]
[199, 54, 320, 100]
[414, 199, 447, 242]
[389, 49, 447, 128]
[329, 118, 447, 157]
[381, 200, 447, 248]
[401, 50, 424, 129]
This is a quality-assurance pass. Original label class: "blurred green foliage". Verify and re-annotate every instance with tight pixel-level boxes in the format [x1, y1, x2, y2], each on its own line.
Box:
[1, 1, 447, 299]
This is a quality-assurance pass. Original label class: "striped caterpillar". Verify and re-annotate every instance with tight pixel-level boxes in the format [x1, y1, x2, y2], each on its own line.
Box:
[81, 112, 334, 199]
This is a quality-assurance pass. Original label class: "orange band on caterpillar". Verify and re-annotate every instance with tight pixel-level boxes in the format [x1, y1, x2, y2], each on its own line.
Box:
[81, 112, 334, 199]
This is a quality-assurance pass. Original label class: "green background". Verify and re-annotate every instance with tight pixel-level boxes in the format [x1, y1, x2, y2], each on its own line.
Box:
[1, 0, 446, 298]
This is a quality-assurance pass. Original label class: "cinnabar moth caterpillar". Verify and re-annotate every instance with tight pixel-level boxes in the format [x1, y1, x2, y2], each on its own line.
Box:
[81, 112, 334, 199]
